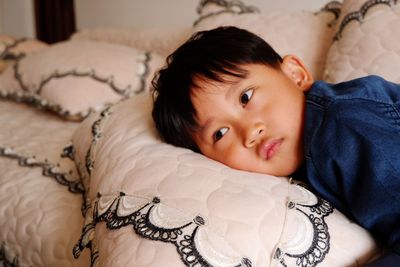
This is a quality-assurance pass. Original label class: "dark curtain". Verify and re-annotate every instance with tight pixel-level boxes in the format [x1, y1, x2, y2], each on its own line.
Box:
[34, 0, 76, 44]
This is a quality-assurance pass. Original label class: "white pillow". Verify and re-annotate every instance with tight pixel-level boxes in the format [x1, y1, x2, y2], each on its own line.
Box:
[193, 1, 340, 80]
[71, 95, 380, 267]
[324, 0, 400, 83]
[0, 40, 164, 120]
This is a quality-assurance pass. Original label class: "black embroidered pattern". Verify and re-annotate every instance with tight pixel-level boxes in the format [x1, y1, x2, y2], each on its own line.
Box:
[61, 143, 75, 161]
[319, 1, 342, 20]
[74, 193, 252, 267]
[0, 37, 27, 61]
[288, 210, 330, 267]
[194, 0, 260, 26]
[73, 217, 100, 267]
[317, 1, 342, 27]
[0, 146, 84, 194]
[135, 52, 152, 94]
[0, 90, 88, 120]
[273, 186, 333, 267]
[177, 226, 251, 267]
[334, 0, 399, 40]
[72, 201, 98, 260]
[85, 106, 112, 176]
[0, 243, 19, 267]
[74, 106, 113, 216]
[0, 242, 18, 267]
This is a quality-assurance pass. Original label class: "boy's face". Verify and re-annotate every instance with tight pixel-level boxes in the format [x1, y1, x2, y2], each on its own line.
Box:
[190, 55, 313, 176]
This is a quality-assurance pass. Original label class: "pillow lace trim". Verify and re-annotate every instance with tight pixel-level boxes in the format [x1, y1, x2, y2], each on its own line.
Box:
[0, 90, 90, 120]
[194, 0, 343, 27]
[73, 184, 334, 267]
[0, 243, 19, 267]
[272, 183, 333, 267]
[0, 37, 27, 61]
[334, 0, 399, 40]
[74, 192, 252, 267]
[0, 146, 83, 194]
[194, 0, 260, 26]
[319, 1, 342, 20]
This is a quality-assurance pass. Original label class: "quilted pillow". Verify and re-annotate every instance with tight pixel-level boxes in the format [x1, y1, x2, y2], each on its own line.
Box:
[193, 1, 341, 80]
[71, 95, 380, 267]
[0, 40, 164, 120]
[0, 34, 48, 73]
[324, 0, 400, 83]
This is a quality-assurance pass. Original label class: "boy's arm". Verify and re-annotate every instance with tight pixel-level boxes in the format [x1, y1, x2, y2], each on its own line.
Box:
[364, 252, 400, 267]
[308, 94, 400, 255]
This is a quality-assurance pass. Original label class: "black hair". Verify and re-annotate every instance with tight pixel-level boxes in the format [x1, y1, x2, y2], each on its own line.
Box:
[152, 26, 282, 152]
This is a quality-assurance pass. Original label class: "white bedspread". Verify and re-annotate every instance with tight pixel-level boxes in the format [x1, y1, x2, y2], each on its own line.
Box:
[0, 101, 89, 267]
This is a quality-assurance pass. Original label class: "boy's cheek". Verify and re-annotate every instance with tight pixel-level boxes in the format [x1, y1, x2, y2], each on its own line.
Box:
[223, 150, 255, 172]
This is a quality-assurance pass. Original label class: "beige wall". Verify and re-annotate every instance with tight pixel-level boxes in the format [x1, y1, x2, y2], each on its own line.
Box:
[75, 0, 332, 30]
[75, 0, 198, 29]
[0, 0, 3, 33]
[0, 0, 332, 37]
[0, 0, 35, 37]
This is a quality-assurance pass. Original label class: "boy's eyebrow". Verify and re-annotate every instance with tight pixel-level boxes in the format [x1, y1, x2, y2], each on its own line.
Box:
[197, 117, 214, 141]
[225, 78, 245, 100]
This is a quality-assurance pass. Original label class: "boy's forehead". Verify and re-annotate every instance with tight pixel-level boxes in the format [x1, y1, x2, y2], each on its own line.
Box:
[190, 62, 281, 92]
[191, 72, 247, 94]
[191, 79, 241, 102]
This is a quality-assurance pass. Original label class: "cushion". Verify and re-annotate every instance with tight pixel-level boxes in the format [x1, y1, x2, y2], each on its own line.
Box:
[71, 94, 380, 267]
[71, 27, 193, 57]
[193, 1, 341, 80]
[324, 0, 400, 83]
[0, 34, 48, 73]
[0, 40, 164, 120]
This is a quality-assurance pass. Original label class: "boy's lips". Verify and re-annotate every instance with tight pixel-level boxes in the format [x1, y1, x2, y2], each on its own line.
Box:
[259, 138, 283, 160]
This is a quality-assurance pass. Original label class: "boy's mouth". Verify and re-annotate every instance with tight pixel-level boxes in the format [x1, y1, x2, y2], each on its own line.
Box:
[259, 138, 283, 160]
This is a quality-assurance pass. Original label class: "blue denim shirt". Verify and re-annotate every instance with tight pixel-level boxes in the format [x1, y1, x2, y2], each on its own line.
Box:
[293, 76, 400, 259]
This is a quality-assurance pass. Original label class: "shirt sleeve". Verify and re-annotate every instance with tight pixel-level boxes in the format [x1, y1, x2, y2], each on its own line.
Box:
[364, 252, 400, 267]
[309, 96, 400, 253]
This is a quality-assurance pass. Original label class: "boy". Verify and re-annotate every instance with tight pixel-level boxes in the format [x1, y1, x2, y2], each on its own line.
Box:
[152, 26, 399, 266]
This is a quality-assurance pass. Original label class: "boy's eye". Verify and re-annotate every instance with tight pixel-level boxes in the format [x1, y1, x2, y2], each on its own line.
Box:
[213, 127, 229, 142]
[240, 88, 254, 106]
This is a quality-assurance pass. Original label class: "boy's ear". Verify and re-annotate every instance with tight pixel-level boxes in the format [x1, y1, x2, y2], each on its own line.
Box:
[280, 55, 314, 91]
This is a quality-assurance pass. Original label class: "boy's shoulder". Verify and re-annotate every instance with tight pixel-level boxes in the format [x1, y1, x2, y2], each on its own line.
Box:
[308, 75, 400, 105]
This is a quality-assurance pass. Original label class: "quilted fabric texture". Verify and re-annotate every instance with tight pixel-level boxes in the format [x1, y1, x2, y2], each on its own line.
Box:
[324, 0, 400, 83]
[71, 95, 380, 267]
[193, 1, 339, 80]
[0, 101, 89, 266]
[71, 27, 193, 57]
[0, 40, 164, 120]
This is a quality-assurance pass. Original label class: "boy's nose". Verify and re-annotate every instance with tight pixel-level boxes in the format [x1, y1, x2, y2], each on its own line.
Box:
[244, 122, 265, 148]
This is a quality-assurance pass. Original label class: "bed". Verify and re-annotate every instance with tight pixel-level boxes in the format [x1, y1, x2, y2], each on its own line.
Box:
[1, 0, 399, 266]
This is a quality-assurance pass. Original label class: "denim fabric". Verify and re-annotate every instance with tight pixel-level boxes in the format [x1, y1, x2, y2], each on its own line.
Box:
[364, 252, 400, 267]
[293, 76, 400, 257]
